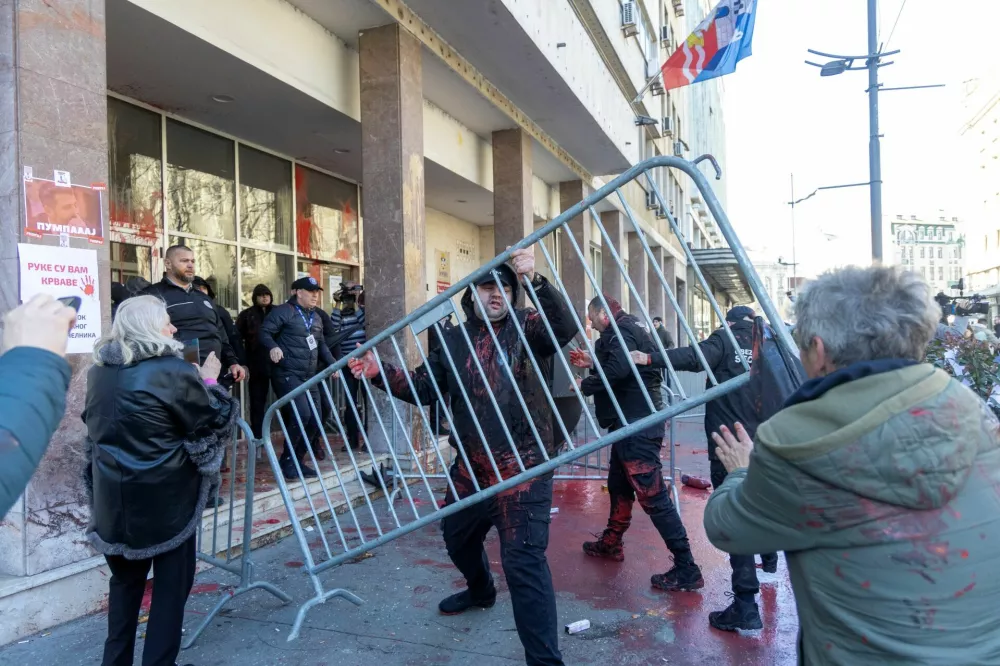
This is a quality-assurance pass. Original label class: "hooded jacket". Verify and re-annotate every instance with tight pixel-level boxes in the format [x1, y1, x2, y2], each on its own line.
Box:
[579, 305, 663, 434]
[653, 319, 756, 459]
[329, 301, 367, 358]
[236, 284, 275, 372]
[704, 363, 1000, 665]
[82, 341, 237, 559]
[258, 295, 335, 380]
[376, 266, 575, 486]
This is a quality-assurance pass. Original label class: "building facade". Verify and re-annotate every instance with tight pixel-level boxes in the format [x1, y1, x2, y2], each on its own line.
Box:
[960, 71, 1000, 310]
[0, 0, 737, 640]
[889, 213, 966, 295]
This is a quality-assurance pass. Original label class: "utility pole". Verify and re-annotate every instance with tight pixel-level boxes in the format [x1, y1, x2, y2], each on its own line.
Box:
[866, 0, 883, 263]
[790, 173, 798, 291]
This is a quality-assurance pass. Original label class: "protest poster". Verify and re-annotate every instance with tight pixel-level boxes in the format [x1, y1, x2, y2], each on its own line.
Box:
[24, 175, 104, 244]
[18, 244, 102, 354]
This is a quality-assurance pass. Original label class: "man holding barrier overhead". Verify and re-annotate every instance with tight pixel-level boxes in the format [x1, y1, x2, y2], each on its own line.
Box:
[349, 246, 575, 666]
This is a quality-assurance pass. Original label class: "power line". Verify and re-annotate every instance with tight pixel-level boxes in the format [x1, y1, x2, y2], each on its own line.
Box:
[884, 0, 908, 50]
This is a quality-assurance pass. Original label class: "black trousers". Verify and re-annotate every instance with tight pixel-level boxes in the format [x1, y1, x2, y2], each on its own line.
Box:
[273, 374, 321, 464]
[710, 459, 776, 597]
[442, 464, 563, 666]
[341, 373, 366, 449]
[102, 536, 196, 666]
[605, 432, 694, 565]
[247, 370, 272, 439]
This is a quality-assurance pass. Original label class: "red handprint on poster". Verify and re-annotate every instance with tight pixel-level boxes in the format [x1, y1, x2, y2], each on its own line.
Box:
[79, 274, 95, 297]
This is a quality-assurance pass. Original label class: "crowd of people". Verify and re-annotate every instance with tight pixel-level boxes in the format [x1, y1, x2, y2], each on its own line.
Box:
[3, 240, 999, 666]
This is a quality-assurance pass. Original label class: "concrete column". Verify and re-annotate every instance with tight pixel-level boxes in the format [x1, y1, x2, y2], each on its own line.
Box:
[359, 23, 425, 362]
[663, 255, 679, 342]
[600, 210, 626, 305]
[558, 180, 592, 319]
[627, 232, 648, 309]
[359, 24, 426, 457]
[676, 278, 688, 347]
[492, 128, 532, 252]
[646, 245, 666, 325]
[0, 0, 111, 578]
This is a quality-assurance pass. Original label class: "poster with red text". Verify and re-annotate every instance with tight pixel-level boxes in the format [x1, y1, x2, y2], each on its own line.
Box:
[24, 176, 105, 244]
[18, 244, 102, 354]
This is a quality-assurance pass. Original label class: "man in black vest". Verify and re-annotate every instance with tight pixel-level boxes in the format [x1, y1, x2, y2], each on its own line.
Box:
[631, 305, 776, 632]
[142, 245, 244, 382]
[259, 277, 335, 480]
[330, 281, 367, 450]
[572, 296, 703, 594]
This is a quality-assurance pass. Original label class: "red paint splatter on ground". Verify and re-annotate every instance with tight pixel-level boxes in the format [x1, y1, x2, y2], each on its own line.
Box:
[861, 635, 869, 645]
[825, 643, 833, 651]
[285, 561, 303, 568]
[834, 566, 844, 579]
[960, 549, 969, 558]
[954, 582, 977, 598]
[805, 520, 824, 529]
[860, 580, 871, 589]
[413, 585, 432, 594]
[414, 558, 454, 570]
[190, 583, 221, 595]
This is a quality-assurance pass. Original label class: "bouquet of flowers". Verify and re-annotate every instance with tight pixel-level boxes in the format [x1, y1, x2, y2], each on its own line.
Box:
[925, 333, 1000, 419]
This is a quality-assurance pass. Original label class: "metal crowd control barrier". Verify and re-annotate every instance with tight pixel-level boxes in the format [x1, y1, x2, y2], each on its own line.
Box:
[260, 155, 796, 640]
[181, 418, 292, 649]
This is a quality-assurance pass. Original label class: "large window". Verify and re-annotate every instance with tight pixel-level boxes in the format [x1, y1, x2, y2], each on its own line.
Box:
[295, 165, 360, 264]
[691, 287, 710, 342]
[239, 145, 293, 250]
[107, 97, 361, 315]
[108, 98, 163, 250]
[167, 120, 237, 241]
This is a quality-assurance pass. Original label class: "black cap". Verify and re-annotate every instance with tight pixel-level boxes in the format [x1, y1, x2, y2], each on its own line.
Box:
[472, 263, 517, 289]
[726, 305, 755, 322]
[291, 276, 323, 292]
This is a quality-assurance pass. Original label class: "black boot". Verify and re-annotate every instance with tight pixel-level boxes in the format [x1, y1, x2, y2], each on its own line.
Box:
[582, 530, 625, 562]
[709, 593, 763, 632]
[651, 554, 704, 591]
[760, 553, 779, 574]
[281, 459, 318, 481]
[438, 585, 497, 615]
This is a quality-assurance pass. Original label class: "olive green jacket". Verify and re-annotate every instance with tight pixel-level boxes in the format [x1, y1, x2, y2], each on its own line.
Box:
[705, 364, 1000, 665]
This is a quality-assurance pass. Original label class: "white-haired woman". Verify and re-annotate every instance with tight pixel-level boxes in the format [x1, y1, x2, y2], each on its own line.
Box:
[82, 295, 237, 666]
[704, 265, 1000, 664]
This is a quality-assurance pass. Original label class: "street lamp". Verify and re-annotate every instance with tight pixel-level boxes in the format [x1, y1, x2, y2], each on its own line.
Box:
[805, 0, 944, 265]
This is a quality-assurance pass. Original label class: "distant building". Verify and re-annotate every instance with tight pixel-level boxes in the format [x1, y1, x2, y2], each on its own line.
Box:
[889, 213, 965, 295]
[960, 72, 1000, 312]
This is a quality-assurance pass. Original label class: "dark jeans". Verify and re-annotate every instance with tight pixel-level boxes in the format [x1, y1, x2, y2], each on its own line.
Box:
[605, 432, 694, 566]
[342, 373, 367, 449]
[247, 370, 272, 439]
[273, 374, 321, 464]
[442, 464, 563, 666]
[710, 459, 776, 597]
[102, 536, 196, 666]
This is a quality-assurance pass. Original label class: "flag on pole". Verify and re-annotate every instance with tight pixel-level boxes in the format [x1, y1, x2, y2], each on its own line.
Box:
[661, 0, 757, 91]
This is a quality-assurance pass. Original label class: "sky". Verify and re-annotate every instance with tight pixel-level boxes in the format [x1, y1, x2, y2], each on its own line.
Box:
[724, 0, 1000, 276]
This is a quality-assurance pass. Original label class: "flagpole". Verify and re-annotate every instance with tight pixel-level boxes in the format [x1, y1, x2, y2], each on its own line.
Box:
[633, 70, 664, 105]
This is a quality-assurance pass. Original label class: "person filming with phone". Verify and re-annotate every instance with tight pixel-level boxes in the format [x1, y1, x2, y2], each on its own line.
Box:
[82, 295, 238, 666]
[0, 294, 78, 518]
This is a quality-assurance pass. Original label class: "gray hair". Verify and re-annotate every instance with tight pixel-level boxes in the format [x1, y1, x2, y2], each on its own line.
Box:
[93, 295, 182, 366]
[793, 265, 939, 367]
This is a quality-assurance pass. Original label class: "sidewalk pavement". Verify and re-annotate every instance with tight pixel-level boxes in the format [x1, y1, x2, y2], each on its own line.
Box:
[0, 420, 799, 665]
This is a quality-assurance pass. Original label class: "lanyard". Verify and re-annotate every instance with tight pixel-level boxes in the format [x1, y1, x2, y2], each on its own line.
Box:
[294, 306, 315, 333]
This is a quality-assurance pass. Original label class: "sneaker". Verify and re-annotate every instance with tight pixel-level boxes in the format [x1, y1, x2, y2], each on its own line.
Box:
[438, 587, 497, 615]
[582, 531, 625, 562]
[760, 554, 779, 574]
[650, 562, 705, 591]
[709, 594, 762, 632]
[281, 461, 319, 480]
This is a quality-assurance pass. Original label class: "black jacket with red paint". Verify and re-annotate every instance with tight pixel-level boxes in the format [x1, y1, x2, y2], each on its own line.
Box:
[580, 310, 663, 434]
[377, 270, 575, 486]
[652, 319, 757, 459]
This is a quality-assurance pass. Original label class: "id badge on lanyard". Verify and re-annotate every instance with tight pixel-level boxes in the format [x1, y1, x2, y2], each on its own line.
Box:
[296, 306, 317, 351]
[306, 334, 317, 350]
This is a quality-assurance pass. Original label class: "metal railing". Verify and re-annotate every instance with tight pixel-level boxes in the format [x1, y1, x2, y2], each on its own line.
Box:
[260, 155, 795, 640]
[181, 418, 291, 649]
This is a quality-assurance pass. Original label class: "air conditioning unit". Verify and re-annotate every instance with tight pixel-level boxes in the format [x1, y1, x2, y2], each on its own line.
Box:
[655, 206, 669, 220]
[650, 81, 665, 96]
[673, 141, 685, 157]
[621, 1, 639, 37]
[645, 190, 659, 210]
[660, 24, 672, 46]
[672, 0, 685, 17]
[661, 116, 675, 137]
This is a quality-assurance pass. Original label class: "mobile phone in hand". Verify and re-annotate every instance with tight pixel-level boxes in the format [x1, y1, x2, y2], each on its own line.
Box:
[57, 296, 82, 312]
[182, 339, 200, 365]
